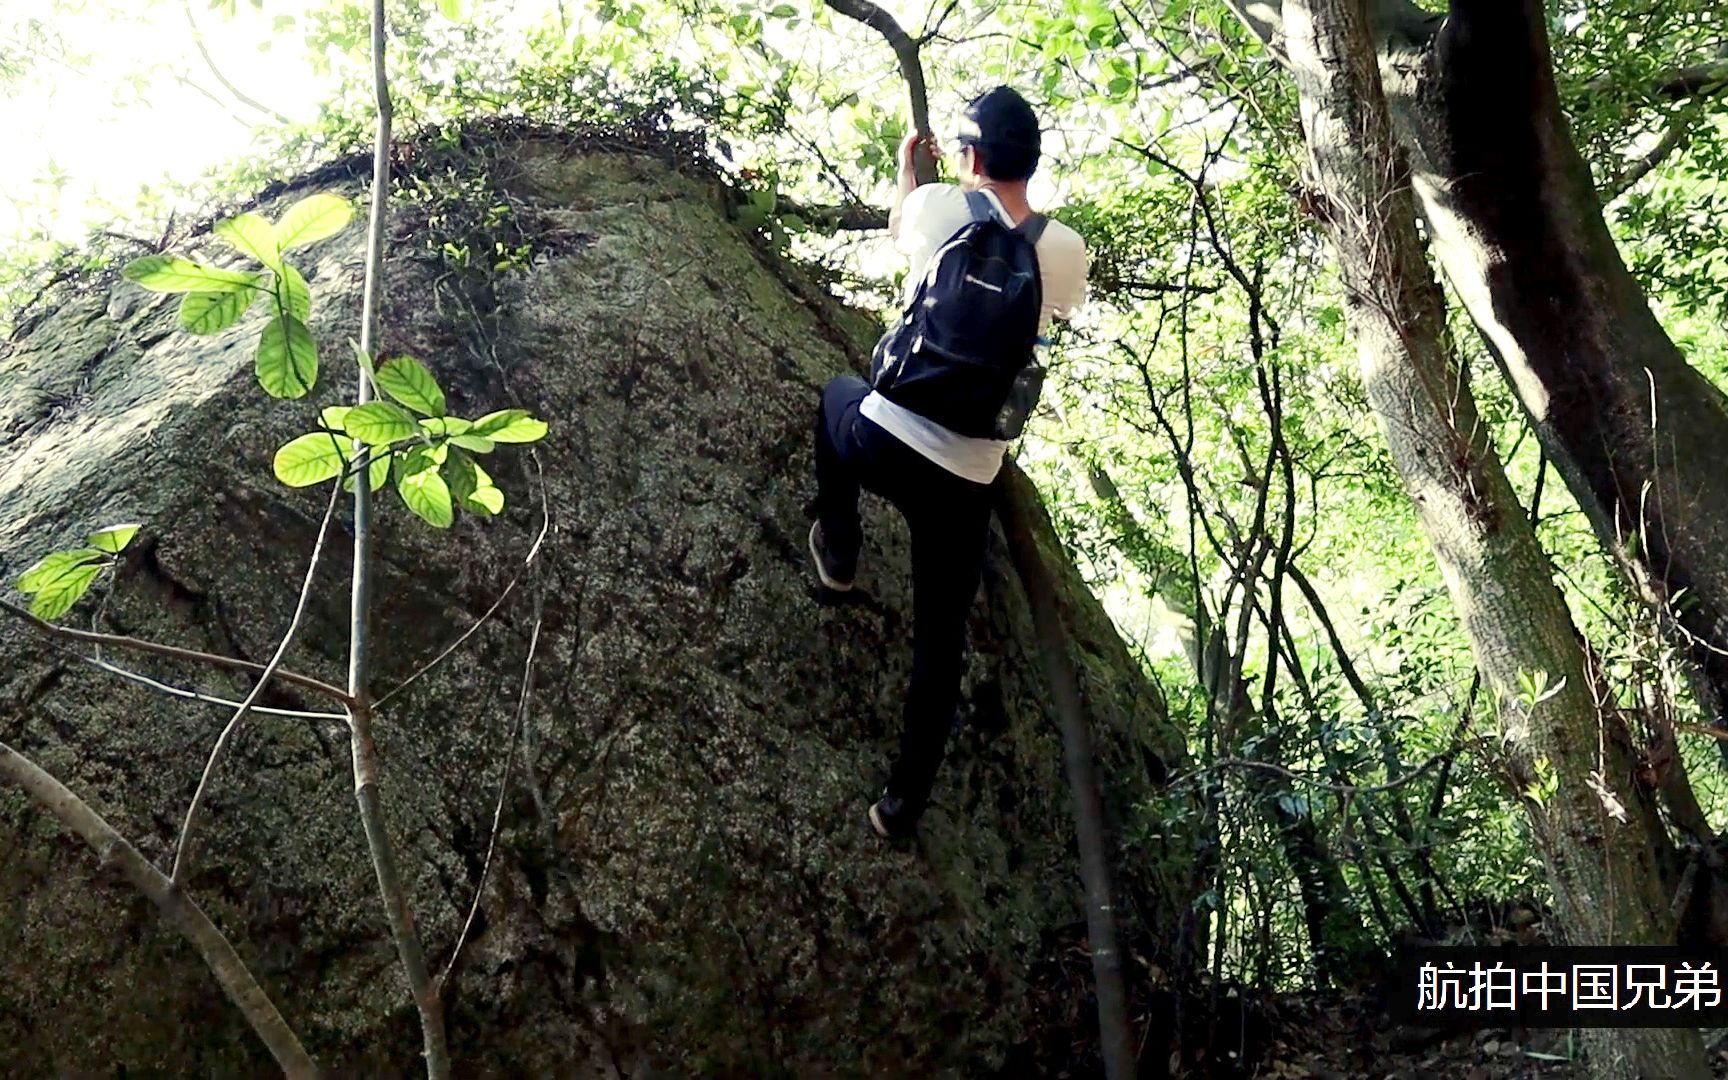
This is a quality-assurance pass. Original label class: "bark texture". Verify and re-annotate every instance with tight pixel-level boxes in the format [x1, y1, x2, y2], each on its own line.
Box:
[1283, 1, 1705, 1076]
[1226, 0, 1728, 749]
[1379, 0, 1728, 745]
[0, 126, 1194, 1075]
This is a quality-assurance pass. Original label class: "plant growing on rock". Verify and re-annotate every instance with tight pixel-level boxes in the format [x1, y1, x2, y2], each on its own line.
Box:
[0, 1, 546, 1075]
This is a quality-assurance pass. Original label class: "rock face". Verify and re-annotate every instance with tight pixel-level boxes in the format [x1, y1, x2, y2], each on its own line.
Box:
[0, 126, 1193, 1076]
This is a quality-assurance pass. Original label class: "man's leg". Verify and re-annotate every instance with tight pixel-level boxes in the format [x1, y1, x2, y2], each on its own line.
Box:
[883, 483, 993, 816]
[812, 375, 872, 584]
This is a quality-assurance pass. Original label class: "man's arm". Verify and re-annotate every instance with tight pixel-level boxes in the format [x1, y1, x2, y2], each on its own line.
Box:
[888, 132, 940, 238]
[1047, 231, 1090, 322]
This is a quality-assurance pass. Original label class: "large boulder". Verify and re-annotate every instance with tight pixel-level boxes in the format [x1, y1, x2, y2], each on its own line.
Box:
[0, 124, 1193, 1076]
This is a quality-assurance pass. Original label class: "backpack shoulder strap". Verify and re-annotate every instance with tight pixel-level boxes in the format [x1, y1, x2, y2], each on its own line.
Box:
[1017, 212, 1049, 245]
[963, 189, 995, 224]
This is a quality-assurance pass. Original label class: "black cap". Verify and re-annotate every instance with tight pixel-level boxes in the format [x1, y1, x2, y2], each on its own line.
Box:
[956, 86, 1040, 179]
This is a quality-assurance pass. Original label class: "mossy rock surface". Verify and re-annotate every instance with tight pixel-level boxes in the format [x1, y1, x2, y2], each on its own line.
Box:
[0, 125, 1194, 1076]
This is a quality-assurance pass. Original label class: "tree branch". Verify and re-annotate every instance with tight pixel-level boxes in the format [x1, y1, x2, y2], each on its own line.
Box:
[437, 587, 543, 994]
[1218, 0, 1289, 61]
[179, 0, 291, 125]
[0, 740, 317, 1078]
[1218, 0, 1438, 64]
[349, 0, 449, 1073]
[172, 480, 343, 884]
[1586, 54, 1728, 104]
[997, 464, 1134, 1080]
[823, 0, 937, 183]
[73, 653, 346, 722]
[1651, 57, 1728, 101]
[1604, 102, 1706, 200]
[374, 476, 550, 710]
[777, 198, 889, 232]
[0, 598, 353, 707]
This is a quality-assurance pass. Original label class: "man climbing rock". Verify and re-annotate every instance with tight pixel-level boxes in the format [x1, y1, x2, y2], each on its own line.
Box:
[809, 86, 1088, 840]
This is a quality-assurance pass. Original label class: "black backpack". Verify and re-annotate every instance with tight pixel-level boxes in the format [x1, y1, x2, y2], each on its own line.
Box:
[869, 191, 1047, 440]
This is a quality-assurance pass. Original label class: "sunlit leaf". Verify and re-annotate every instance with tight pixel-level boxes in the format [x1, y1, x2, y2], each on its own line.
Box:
[123, 255, 259, 294]
[256, 314, 318, 398]
[470, 409, 548, 443]
[449, 434, 496, 453]
[398, 465, 454, 527]
[443, 451, 504, 516]
[464, 484, 505, 514]
[418, 416, 472, 437]
[342, 401, 418, 445]
[214, 212, 282, 271]
[273, 432, 347, 487]
[374, 356, 446, 417]
[277, 261, 311, 322]
[30, 563, 103, 620]
[17, 548, 105, 593]
[274, 193, 352, 252]
[179, 289, 256, 334]
[366, 450, 391, 491]
[86, 524, 140, 555]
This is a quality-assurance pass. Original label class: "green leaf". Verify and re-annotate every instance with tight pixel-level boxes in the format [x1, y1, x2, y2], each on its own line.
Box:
[277, 261, 311, 322]
[470, 409, 548, 443]
[444, 451, 503, 516]
[374, 357, 446, 417]
[30, 562, 103, 620]
[465, 484, 505, 515]
[398, 465, 454, 527]
[17, 548, 106, 593]
[178, 288, 256, 334]
[214, 212, 282, 271]
[443, 449, 478, 503]
[320, 405, 353, 431]
[438, 0, 465, 19]
[123, 255, 260, 294]
[343, 401, 419, 445]
[351, 340, 377, 381]
[449, 434, 497, 453]
[418, 416, 472, 437]
[256, 314, 318, 398]
[394, 444, 438, 484]
[273, 432, 347, 486]
[86, 524, 140, 555]
[365, 450, 391, 491]
[274, 193, 352, 252]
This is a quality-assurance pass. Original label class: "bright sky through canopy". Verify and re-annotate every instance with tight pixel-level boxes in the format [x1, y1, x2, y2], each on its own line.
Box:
[0, 0, 340, 246]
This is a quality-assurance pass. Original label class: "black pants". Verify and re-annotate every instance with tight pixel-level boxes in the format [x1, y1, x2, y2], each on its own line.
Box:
[814, 375, 994, 813]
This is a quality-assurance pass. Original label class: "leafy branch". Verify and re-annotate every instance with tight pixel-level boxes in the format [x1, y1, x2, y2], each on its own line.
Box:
[2, 4, 547, 1076]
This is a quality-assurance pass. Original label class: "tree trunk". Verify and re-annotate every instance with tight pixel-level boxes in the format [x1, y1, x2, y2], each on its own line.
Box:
[1282, 0, 1705, 1075]
[1225, 0, 1728, 753]
[1378, 0, 1728, 751]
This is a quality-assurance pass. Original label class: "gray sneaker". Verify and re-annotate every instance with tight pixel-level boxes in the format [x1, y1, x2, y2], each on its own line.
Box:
[808, 521, 855, 592]
[869, 790, 918, 840]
